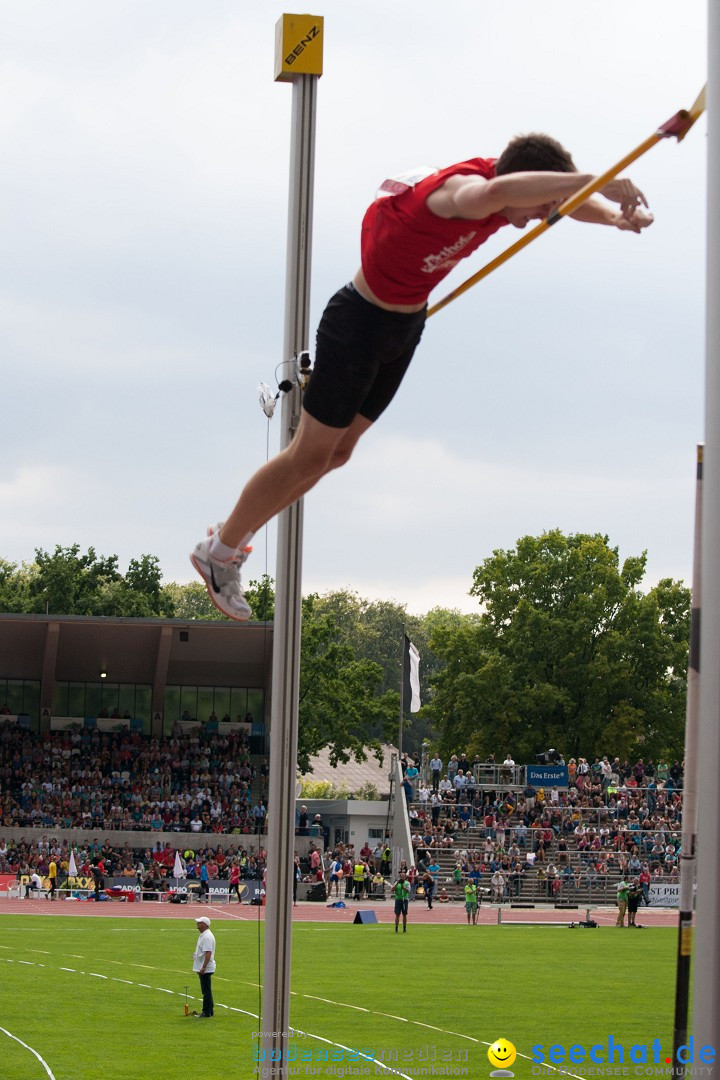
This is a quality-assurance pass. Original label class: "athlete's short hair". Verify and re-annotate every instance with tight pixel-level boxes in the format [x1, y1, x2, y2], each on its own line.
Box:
[495, 133, 577, 175]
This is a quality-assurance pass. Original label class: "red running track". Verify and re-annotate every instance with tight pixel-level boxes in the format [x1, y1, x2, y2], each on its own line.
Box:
[0, 895, 679, 927]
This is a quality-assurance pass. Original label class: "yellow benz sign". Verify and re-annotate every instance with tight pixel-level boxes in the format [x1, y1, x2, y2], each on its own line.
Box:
[274, 13, 324, 82]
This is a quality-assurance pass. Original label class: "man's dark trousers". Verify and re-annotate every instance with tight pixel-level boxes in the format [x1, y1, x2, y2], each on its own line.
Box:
[198, 973, 214, 1016]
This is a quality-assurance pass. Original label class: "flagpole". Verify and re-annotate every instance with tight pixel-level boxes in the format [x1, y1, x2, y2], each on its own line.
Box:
[398, 635, 405, 760]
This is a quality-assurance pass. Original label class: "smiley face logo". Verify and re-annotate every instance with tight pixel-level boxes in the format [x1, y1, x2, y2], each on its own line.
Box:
[488, 1039, 517, 1072]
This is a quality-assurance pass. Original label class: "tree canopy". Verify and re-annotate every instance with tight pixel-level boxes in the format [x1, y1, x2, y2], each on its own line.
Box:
[425, 530, 690, 763]
[0, 546, 174, 618]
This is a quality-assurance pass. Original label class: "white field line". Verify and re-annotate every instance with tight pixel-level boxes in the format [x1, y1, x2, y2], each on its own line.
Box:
[1, 955, 589, 1080]
[0, 1025, 56, 1080]
[0, 957, 411, 1078]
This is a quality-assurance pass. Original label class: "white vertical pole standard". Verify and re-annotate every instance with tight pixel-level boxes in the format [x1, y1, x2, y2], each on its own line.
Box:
[260, 15, 323, 1076]
[672, 446, 702, 1071]
[693, 3, 720, 1050]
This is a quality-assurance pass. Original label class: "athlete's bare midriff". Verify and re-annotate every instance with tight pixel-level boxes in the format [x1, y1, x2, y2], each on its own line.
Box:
[352, 268, 427, 314]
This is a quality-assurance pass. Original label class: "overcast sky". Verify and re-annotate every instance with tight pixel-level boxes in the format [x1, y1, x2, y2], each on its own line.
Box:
[0, 2, 708, 615]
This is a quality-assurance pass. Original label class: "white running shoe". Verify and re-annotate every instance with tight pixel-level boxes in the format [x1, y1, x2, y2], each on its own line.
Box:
[190, 530, 252, 621]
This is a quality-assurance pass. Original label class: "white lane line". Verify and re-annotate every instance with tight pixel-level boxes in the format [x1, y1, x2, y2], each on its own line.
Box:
[208, 905, 247, 921]
[0, 1026, 56, 1080]
[297, 991, 585, 1078]
[304, 995, 369, 1013]
[0, 954, 463, 1080]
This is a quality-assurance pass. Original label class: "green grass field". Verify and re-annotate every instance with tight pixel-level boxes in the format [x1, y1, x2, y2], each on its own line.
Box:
[0, 916, 679, 1080]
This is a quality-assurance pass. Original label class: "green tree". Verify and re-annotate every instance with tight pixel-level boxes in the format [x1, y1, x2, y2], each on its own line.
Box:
[297, 593, 399, 771]
[1, 545, 175, 617]
[161, 581, 220, 621]
[245, 575, 275, 622]
[162, 574, 275, 622]
[426, 531, 690, 764]
[0, 558, 32, 612]
[308, 590, 451, 749]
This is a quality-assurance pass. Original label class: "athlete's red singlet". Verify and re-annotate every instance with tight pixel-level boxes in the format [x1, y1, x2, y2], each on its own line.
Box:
[360, 158, 509, 306]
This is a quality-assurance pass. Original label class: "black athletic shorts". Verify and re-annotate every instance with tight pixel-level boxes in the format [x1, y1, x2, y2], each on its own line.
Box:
[302, 282, 427, 429]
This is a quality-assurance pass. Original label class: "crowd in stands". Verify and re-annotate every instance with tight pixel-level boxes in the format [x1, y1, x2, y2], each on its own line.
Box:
[0, 715, 688, 905]
[0, 834, 268, 896]
[395, 749, 685, 902]
[0, 722, 270, 835]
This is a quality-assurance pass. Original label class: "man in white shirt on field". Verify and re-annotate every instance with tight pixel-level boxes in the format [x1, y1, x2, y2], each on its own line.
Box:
[192, 916, 216, 1018]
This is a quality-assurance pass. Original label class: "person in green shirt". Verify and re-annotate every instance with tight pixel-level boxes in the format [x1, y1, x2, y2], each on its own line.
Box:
[392, 871, 411, 933]
[464, 881, 478, 925]
[616, 879, 629, 927]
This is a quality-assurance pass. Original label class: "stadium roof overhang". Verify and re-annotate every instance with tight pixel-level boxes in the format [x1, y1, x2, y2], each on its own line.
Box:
[0, 613, 274, 722]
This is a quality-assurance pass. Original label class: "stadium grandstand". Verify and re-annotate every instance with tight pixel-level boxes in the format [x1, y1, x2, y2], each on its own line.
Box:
[0, 612, 684, 914]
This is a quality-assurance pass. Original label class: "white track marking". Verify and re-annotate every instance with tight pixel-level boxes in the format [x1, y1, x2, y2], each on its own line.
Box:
[1, 949, 588, 1080]
[304, 995, 369, 1012]
[0, 1026, 56, 1079]
[0, 957, 411, 1077]
[296, 989, 585, 1078]
[208, 904, 247, 921]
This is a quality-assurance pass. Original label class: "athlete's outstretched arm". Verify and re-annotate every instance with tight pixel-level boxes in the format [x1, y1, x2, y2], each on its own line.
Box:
[569, 194, 654, 232]
[437, 171, 650, 227]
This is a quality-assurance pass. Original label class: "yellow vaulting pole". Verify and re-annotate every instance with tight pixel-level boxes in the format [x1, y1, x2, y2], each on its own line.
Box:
[426, 88, 706, 318]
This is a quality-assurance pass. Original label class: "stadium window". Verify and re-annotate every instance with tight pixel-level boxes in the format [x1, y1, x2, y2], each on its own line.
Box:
[246, 689, 264, 724]
[134, 686, 151, 728]
[52, 684, 69, 717]
[197, 686, 214, 722]
[163, 686, 181, 730]
[6, 680, 23, 714]
[214, 688, 231, 721]
[180, 686, 198, 720]
[23, 681, 40, 721]
[86, 683, 104, 718]
[67, 683, 86, 718]
[230, 687, 248, 719]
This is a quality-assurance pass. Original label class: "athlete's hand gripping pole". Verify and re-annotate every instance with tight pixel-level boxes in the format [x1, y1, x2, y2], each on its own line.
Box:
[426, 86, 706, 319]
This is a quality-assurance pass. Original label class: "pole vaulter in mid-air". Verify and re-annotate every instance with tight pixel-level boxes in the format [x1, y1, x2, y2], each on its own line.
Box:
[190, 92, 704, 620]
